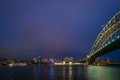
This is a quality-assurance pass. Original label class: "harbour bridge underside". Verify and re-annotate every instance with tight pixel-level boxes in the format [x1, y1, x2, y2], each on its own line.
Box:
[87, 11, 120, 64]
[87, 38, 120, 64]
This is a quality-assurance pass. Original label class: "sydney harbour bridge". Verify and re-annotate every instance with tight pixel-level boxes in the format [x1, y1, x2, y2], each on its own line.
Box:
[87, 11, 120, 64]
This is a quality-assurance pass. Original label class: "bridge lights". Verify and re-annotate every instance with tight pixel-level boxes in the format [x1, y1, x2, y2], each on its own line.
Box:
[117, 35, 120, 38]
[87, 54, 90, 58]
[112, 39, 115, 42]
[103, 46, 105, 48]
[105, 44, 107, 46]
[99, 48, 101, 51]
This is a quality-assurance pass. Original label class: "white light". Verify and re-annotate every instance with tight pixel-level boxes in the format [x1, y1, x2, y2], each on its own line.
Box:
[105, 44, 107, 46]
[63, 61, 65, 64]
[117, 36, 120, 38]
[108, 42, 110, 44]
[9, 64, 13, 67]
[69, 62, 72, 65]
[112, 39, 115, 41]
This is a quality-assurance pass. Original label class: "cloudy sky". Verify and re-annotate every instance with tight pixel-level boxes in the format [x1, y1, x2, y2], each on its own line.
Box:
[0, 0, 120, 60]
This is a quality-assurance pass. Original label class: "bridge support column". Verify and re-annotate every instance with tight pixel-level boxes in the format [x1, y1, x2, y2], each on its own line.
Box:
[86, 54, 96, 65]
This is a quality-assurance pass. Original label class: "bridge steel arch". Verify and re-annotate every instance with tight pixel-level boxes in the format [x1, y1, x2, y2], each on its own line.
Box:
[87, 11, 120, 64]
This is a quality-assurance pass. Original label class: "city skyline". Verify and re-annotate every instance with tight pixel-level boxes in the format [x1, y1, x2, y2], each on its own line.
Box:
[1, 0, 120, 60]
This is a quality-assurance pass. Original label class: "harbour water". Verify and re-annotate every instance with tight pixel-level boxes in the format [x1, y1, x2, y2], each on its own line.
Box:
[0, 65, 120, 80]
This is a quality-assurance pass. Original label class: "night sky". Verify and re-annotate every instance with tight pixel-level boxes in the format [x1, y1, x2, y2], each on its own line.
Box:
[1, 0, 120, 60]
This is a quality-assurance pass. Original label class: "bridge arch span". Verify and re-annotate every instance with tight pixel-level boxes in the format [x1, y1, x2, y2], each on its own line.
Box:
[87, 11, 120, 64]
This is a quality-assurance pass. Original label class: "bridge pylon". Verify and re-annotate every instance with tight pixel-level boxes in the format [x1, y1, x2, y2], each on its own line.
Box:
[86, 54, 96, 65]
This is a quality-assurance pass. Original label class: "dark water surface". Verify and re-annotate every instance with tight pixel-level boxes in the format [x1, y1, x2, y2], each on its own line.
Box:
[0, 65, 120, 80]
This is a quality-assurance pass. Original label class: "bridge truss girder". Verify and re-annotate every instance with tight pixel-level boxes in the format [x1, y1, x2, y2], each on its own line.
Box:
[87, 11, 120, 64]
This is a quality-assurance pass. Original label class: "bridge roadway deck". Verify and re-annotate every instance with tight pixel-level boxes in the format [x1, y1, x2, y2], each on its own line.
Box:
[89, 38, 120, 64]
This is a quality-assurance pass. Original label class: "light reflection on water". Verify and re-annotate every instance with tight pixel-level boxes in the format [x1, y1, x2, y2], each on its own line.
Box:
[68, 66, 72, 80]
[62, 66, 66, 79]
[62, 65, 73, 80]
[87, 66, 120, 80]
[0, 65, 120, 80]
